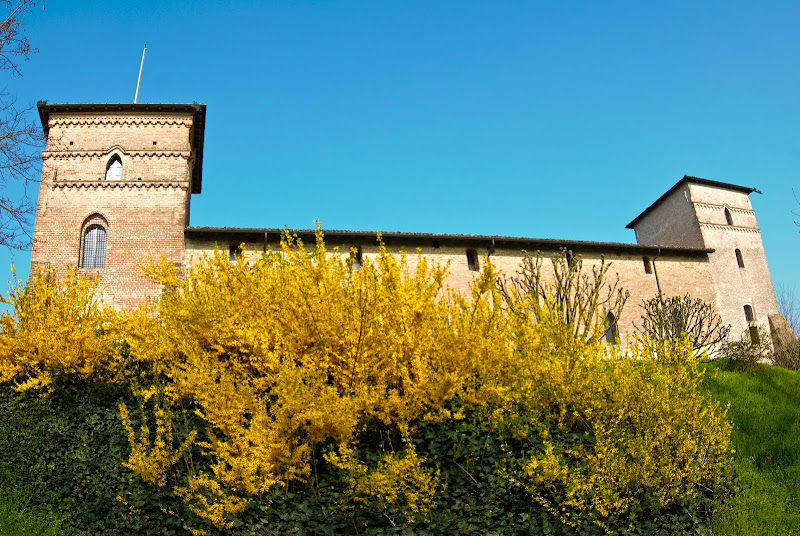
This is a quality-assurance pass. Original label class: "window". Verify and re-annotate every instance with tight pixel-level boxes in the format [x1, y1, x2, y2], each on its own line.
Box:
[466, 249, 479, 271]
[749, 326, 760, 344]
[724, 208, 733, 226]
[643, 256, 652, 274]
[229, 244, 242, 263]
[604, 312, 618, 345]
[352, 246, 363, 269]
[80, 214, 107, 269]
[105, 156, 122, 181]
[744, 304, 755, 322]
[735, 249, 744, 268]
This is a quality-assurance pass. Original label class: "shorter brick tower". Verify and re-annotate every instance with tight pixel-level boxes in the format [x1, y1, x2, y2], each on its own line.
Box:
[31, 103, 205, 308]
[627, 175, 779, 345]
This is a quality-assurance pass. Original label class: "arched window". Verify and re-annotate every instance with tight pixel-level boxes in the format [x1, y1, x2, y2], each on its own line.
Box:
[105, 156, 122, 181]
[724, 208, 733, 226]
[466, 249, 479, 271]
[642, 256, 652, 274]
[80, 214, 107, 269]
[604, 312, 618, 345]
[735, 249, 744, 268]
[744, 304, 755, 322]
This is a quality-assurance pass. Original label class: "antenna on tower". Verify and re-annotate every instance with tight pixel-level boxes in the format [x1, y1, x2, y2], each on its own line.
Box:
[134, 43, 147, 104]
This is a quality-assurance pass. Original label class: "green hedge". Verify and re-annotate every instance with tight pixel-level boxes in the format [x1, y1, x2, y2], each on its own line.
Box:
[0, 378, 726, 536]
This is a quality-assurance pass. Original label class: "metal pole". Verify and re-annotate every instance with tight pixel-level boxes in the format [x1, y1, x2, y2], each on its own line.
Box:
[134, 43, 147, 103]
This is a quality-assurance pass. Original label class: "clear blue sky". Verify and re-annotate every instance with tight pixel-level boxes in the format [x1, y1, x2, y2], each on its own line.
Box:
[2, 0, 799, 296]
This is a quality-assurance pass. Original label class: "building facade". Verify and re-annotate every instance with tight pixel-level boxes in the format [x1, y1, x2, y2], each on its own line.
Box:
[31, 102, 781, 345]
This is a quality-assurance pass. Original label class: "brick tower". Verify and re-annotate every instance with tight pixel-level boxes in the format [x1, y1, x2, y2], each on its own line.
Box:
[31, 103, 206, 308]
[627, 175, 780, 344]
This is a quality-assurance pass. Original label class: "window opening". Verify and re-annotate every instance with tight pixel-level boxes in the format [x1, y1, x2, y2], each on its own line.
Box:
[229, 244, 243, 263]
[105, 156, 122, 181]
[605, 312, 618, 345]
[352, 246, 363, 269]
[749, 326, 760, 344]
[80, 215, 107, 269]
[466, 249, 479, 271]
[724, 208, 733, 226]
[643, 256, 652, 274]
[744, 304, 755, 322]
[735, 249, 744, 268]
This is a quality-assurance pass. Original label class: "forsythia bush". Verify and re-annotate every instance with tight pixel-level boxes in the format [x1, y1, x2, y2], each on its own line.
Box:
[0, 232, 735, 534]
[0, 266, 122, 391]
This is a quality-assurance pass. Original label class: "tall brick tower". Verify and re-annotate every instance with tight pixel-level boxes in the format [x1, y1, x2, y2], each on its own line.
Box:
[31, 103, 206, 308]
[627, 175, 780, 344]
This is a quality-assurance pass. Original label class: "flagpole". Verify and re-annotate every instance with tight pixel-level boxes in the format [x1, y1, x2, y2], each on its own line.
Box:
[134, 43, 147, 103]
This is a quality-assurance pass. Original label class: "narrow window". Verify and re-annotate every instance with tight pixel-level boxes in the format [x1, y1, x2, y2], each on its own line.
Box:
[229, 244, 242, 263]
[724, 208, 733, 226]
[744, 304, 755, 322]
[105, 156, 122, 181]
[643, 256, 652, 274]
[352, 246, 363, 269]
[466, 249, 479, 271]
[749, 326, 760, 344]
[80, 215, 107, 269]
[735, 249, 744, 268]
[605, 312, 618, 345]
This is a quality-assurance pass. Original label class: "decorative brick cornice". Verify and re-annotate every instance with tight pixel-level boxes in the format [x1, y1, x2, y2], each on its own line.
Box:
[52, 180, 189, 190]
[43, 150, 191, 159]
[48, 117, 193, 129]
[699, 223, 761, 234]
[694, 202, 754, 215]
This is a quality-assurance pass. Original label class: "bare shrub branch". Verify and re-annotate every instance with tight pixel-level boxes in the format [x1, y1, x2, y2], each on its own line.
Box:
[639, 294, 730, 357]
[497, 248, 629, 343]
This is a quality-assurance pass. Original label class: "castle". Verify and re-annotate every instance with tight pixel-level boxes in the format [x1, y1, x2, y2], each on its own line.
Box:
[30, 102, 781, 346]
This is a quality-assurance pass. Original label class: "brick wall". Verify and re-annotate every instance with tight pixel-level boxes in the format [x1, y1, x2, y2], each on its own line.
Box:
[31, 111, 196, 309]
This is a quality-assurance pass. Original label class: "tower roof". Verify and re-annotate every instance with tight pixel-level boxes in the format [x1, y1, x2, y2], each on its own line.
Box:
[36, 101, 207, 194]
[625, 175, 760, 229]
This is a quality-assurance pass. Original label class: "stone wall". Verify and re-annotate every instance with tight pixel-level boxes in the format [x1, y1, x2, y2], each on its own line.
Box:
[184, 235, 715, 345]
[688, 182, 779, 345]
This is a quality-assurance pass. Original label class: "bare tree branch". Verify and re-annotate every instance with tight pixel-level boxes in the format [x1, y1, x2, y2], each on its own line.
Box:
[0, 0, 44, 250]
[776, 282, 800, 335]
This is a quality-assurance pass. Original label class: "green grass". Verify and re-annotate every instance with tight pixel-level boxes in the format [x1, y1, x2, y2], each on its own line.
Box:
[701, 361, 800, 535]
[0, 467, 71, 536]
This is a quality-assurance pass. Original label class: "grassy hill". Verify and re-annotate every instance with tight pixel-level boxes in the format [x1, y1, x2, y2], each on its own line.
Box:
[701, 361, 800, 535]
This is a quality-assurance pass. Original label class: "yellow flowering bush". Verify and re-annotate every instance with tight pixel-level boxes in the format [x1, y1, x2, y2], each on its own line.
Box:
[0, 233, 735, 533]
[0, 266, 121, 391]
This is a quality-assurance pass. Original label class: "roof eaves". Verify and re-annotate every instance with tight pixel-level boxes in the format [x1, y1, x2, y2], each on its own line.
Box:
[184, 226, 714, 255]
[625, 175, 761, 229]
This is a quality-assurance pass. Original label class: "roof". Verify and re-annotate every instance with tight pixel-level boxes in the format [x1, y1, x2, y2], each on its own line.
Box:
[36, 101, 207, 194]
[185, 226, 714, 256]
[625, 175, 761, 229]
